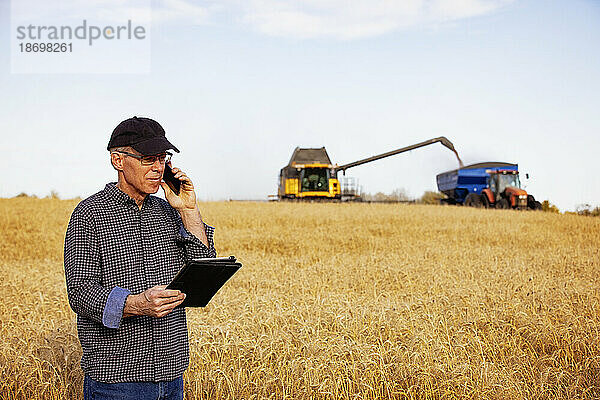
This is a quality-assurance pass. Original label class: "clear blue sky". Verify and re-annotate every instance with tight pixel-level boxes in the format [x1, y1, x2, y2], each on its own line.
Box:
[1, 0, 599, 211]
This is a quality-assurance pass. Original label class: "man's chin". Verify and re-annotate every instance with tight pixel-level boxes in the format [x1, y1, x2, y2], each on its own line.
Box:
[146, 181, 162, 194]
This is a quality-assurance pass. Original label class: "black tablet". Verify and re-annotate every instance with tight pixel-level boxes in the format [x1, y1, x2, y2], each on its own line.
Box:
[167, 256, 242, 307]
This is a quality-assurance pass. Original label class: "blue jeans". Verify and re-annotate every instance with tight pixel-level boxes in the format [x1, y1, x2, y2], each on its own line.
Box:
[84, 375, 183, 400]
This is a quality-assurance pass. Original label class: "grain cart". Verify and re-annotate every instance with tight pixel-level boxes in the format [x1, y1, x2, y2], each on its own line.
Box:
[436, 162, 542, 209]
[278, 137, 462, 200]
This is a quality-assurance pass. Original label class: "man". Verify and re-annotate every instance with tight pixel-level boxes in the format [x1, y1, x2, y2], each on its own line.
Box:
[64, 116, 215, 400]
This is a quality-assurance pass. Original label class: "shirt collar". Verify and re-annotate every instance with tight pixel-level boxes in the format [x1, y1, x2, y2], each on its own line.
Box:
[103, 182, 153, 207]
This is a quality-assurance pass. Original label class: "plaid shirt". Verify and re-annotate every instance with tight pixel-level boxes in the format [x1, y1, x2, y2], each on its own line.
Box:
[64, 183, 216, 383]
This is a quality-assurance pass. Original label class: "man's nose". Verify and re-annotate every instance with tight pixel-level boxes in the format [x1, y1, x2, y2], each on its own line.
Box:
[151, 160, 165, 172]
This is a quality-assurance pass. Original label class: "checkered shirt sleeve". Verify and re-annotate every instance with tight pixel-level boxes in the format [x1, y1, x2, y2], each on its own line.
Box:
[64, 206, 112, 324]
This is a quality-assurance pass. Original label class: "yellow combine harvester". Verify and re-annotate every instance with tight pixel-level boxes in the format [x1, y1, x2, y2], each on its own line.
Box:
[277, 137, 462, 201]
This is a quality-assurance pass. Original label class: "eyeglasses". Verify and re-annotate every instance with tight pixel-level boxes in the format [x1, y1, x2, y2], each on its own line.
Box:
[113, 151, 172, 166]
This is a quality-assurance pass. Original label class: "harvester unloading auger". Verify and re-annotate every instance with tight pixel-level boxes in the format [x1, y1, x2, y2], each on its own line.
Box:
[277, 137, 463, 200]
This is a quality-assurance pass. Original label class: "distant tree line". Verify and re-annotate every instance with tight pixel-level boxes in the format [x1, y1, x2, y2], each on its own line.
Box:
[542, 201, 600, 217]
[361, 189, 444, 204]
[571, 204, 600, 217]
[361, 188, 412, 202]
[13, 190, 61, 199]
[541, 200, 560, 213]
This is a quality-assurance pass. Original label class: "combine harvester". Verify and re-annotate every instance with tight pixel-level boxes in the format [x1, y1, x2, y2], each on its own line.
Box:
[436, 162, 542, 210]
[278, 137, 462, 201]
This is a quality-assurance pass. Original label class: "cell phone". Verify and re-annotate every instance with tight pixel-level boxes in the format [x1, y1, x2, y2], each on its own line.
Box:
[163, 163, 181, 195]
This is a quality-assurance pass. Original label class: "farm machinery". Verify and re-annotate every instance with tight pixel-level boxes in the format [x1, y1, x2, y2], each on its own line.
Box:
[436, 162, 542, 210]
[277, 137, 462, 201]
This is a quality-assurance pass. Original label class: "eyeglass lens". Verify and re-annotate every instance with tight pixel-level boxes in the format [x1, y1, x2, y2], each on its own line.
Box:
[141, 153, 171, 165]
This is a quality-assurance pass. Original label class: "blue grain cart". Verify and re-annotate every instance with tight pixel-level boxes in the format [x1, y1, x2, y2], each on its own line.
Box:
[436, 162, 542, 209]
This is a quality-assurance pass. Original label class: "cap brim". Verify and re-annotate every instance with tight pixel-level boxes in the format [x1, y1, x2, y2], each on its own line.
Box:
[132, 136, 180, 155]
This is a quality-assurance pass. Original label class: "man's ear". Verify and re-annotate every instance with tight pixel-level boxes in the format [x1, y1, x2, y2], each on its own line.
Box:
[110, 152, 124, 171]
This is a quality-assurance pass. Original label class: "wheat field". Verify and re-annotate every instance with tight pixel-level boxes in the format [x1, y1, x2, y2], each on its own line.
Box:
[0, 197, 599, 399]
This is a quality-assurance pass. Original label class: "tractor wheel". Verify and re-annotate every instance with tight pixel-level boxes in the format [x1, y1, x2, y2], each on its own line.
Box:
[465, 193, 481, 208]
[480, 194, 490, 209]
[527, 195, 543, 210]
[496, 198, 510, 209]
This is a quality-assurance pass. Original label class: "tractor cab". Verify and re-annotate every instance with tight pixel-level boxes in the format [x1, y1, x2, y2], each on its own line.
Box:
[300, 167, 331, 192]
[489, 170, 521, 194]
[485, 170, 528, 209]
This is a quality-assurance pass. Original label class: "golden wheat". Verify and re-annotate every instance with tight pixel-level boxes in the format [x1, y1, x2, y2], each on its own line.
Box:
[0, 198, 599, 399]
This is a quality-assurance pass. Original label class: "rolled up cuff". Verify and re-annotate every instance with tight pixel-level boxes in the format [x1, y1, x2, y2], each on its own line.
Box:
[102, 286, 131, 329]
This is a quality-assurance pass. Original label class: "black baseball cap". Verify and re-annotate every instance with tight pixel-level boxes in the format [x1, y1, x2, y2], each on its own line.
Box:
[107, 116, 180, 155]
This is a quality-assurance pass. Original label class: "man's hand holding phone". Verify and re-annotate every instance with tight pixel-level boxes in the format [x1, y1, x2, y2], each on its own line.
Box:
[161, 163, 196, 211]
[160, 163, 209, 246]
